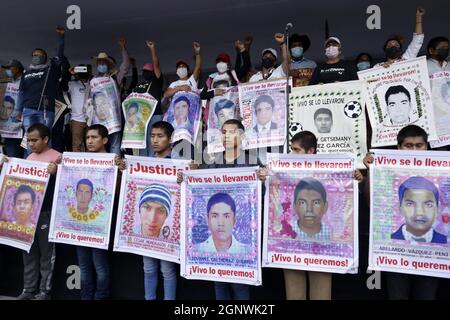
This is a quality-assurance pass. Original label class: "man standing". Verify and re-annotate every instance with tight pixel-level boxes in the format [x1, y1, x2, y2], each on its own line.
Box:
[132, 41, 165, 157]
[15, 27, 65, 146]
[75, 124, 119, 300]
[364, 124, 442, 299]
[16, 123, 61, 300]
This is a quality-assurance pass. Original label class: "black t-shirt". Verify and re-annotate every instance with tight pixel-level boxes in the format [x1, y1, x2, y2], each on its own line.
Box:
[132, 74, 164, 115]
[310, 60, 358, 85]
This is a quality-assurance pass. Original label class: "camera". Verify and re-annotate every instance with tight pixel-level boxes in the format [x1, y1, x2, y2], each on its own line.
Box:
[74, 66, 88, 73]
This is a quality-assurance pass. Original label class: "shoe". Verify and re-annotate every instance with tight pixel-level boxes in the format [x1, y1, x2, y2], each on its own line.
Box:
[16, 291, 36, 300]
[33, 292, 50, 300]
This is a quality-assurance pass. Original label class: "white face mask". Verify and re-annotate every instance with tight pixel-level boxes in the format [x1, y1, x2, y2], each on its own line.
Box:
[216, 62, 228, 74]
[325, 46, 340, 59]
[176, 67, 188, 79]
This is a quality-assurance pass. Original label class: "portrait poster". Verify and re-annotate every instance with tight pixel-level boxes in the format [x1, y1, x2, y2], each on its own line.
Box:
[0, 158, 50, 252]
[0, 81, 22, 139]
[358, 56, 437, 147]
[114, 156, 190, 263]
[121, 92, 157, 149]
[86, 76, 122, 134]
[163, 91, 202, 144]
[429, 71, 450, 148]
[207, 86, 240, 154]
[238, 79, 289, 150]
[181, 167, 262, 285]
[288, 80, 368, 169]
[369, 149, 450, 278]
[48, 152, 118, 250]
[262, 153, 358, 274]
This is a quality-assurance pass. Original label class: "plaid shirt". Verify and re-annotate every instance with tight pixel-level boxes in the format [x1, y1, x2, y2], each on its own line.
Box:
[292, 220, 332, 241]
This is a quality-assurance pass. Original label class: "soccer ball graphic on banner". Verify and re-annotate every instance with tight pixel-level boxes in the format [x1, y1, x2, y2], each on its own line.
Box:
[289, 121, 303, 136]
[344, 101, 362, 118]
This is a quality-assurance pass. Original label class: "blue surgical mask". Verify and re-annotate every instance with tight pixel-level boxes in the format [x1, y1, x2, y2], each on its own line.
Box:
[291, 47, 304, 59]
[5, 69, 13, 78]
[357, 61, 371, 71]
[31, 55, 46, 66]
[97, 64, 108, 74]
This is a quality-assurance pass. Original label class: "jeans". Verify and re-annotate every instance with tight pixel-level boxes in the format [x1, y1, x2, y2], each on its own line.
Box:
[22, 211, 55, 295]
[22, 108, 55, 156]
[386, 272, 439, 300]
[138, 114, 163, 157]
[108, 131, 122, 155]
[3, 138, 24, 158]
[214, 282, 250, 300]
[143, 256, 177, 300]
[76, 246, 110, 300]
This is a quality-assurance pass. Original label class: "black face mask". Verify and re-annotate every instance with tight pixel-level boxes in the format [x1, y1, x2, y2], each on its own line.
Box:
[262, 58, 275, 69]
[385, 46, 402, 59]
[435, 48, 449, 61]
[142, 70, 155, 81]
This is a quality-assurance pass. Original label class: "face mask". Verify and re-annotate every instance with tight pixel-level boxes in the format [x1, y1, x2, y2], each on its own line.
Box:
[357, 61, 371, 71]
[325, 46, 339, 59]
[216, 62, 228, 73]
[142, 70, 155, 81]
[31, 55, 46, 66]
[385, 46, 402, 59]
[262, 57, 275, 69]
[291, 47, 304, 59]
[97, 64, 108, 74]
[435, 48, 449, 61]
[5, 69, 13, 78]
[176, 67, 188, 79]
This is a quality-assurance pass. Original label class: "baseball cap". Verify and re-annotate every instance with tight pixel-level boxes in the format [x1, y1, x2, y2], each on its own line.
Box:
[1, 59, 24, 70]
[324, 37, 341, 47]
[261, 48, 278, 59]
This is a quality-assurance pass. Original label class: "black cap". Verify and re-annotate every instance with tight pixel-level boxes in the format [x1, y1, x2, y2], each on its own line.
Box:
[1, 59, 24, 70]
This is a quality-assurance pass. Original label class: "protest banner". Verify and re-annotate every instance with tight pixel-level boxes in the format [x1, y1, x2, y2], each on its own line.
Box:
[48, 152, 118, 249]
[85, 76, 122, 134]
[358, 56, 437, 147]
[163, 91, 202, 144]
[113, 156, 190, 263]
[429, 71, 450, 148]
[369, 149, 450, 278]
[121, 92, 157, 149]
[288, 80, 367, 168]
[238, 79, 289, 150]
[207, 86, 240, 154]
[262, 153, 358, 274]
[0, 81, 22, 139]
[0, 158, 50, 252]
[181, 167, 262, 285]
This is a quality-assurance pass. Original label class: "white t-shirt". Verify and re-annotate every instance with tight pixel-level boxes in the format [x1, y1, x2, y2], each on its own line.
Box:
[68, 80, 87, 122]
[168, 75, 199, 93]
[249, 65, 286, 82]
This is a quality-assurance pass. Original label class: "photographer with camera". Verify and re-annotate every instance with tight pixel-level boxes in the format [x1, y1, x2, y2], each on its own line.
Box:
[65, 64, 92, 151]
